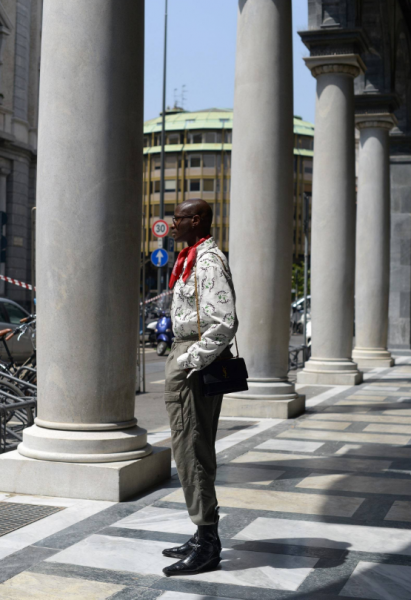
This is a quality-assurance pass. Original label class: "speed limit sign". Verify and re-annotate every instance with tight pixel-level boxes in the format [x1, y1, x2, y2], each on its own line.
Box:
[151, 219, 169, 238]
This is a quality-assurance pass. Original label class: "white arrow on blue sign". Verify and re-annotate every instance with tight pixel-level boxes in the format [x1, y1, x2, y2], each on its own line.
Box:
[151, 248, 169, 268]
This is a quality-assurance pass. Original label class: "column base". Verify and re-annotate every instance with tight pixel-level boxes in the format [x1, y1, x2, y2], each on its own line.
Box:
[0, 446, 171, 502]
[297, 358, 363, 386]
[352, 347, 394, 368]
[18, 424, 152, 463]
[221, 379, 305, 419]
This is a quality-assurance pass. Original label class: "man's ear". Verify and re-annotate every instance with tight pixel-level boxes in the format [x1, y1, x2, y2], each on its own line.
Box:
[192, 215, 201, 227]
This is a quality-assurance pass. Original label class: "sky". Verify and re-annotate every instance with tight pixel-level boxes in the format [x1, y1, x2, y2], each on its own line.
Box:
[144, 0, 316, 124]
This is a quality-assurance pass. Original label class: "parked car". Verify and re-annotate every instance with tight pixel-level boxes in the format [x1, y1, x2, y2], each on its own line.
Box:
[0, 298, 31, 363]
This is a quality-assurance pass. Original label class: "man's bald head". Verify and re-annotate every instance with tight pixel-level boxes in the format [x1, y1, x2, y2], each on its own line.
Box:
[171, 199, 213, 245]
[182, 199, 213, 228]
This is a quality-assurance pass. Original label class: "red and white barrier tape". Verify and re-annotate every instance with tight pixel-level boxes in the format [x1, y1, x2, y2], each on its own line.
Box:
[0, 272, 171, 303]
[140, 290, 172, 306]
[0, 273, 34, 291]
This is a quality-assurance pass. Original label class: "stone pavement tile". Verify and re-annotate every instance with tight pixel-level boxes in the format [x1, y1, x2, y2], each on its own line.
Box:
[157, 592, 234, 600]
[384, 501, 411, 522]
[310, 413, 411, 425]
[297, 473, 411, 496]
[346, 395, 388, 401]
[47, 535, 318, 591]
[364, 385, 400, 391]
[384, 409, 411, 416]
[162, 486, 364, 517]
[215, 465, 284, 485]
[369, 383, 411, 387]
[0, 498, 114, 561]
[231, 451, 391, 472]
[297, 420, 352, 430]
[339, 561, 411, 599]
[364, 423, 411, 435]
[110, 506, 228, 535]
[0, 572, 124, 599]
[234, 516, 411, 556]
[255, 439, 324, 453]
[335, 444, 411, 459]
[110, 506, 197, 535]
[109, 588, 162, 600]
[337, 400, 389, 406]
[277, 429, 411, 446]
[0, 546, 58, 585]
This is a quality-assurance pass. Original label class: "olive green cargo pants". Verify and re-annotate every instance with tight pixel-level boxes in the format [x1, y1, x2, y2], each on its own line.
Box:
[164, 339, 223, 526]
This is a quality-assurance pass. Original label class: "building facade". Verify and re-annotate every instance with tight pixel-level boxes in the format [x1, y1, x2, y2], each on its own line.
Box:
[142, 108, 314, 260]
[0, 0, 41, 308]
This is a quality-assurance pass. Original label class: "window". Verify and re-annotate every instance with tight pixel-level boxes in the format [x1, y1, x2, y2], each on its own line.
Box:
[190, 180, 201, 192]
[168, 134, 179, 145]
[190, 156, 201, 168]
[151, 204, 160, 217]
[153, 156, 161, 170]
[224, 131, 232, 143]
[165, 204, 175, 216]
[154, 180, 160, 193]
[189, 132, 202, 144]
[224, 154, 230, 170]
[300, 136, 313, 150]
[203, 154, 215, 168]
[204, 132, 216, 143]
[185, 119, 195, 126]
[143, 137, 151, 148]
[165, 154, 177, 168]
[3, 302, 27, 325]
[203, 179, 215, 192]
[165, 180, 176, 192]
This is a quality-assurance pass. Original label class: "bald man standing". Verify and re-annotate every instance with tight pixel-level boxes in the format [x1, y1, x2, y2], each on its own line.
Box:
[161, 199, 238, 577]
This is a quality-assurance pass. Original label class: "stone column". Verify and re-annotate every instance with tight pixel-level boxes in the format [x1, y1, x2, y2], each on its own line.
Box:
[221, 0, 304, 419]
[352, 114, 395, 368]
[298, 56, 365, 386]
[0, 0, 170, 502]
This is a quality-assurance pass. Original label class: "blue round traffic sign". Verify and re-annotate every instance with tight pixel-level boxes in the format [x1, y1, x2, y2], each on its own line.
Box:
[151, 248, 169, 268]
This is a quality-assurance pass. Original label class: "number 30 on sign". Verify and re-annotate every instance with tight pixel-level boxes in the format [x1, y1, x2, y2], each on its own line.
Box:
[151, 219, 169, 238]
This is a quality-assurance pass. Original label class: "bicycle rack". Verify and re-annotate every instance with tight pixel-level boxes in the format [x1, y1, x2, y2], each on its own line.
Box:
[288, 345, 310, 371]
[0, 397, 37, 453]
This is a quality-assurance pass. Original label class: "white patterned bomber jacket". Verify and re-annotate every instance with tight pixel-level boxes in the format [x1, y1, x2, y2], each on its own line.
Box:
[172, 237, 238, 373]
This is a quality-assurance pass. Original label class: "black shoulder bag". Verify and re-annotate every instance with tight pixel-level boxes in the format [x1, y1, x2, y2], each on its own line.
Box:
[194, 255, 248, 397]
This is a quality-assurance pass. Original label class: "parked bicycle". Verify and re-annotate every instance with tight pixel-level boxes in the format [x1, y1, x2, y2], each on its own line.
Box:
[0, 314, 37, 453]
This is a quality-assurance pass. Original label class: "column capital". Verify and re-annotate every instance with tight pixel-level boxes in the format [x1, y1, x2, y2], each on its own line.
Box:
[356, 113, 397, 131]
[304, 54, 366, 79]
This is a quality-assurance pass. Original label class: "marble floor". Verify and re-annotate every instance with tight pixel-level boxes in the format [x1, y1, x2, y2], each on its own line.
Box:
[2, 360, 411, 599]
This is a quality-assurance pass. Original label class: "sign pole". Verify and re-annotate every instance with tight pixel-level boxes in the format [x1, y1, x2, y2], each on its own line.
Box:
[158, 0, 168, 295]
[303, 193, 309, 363]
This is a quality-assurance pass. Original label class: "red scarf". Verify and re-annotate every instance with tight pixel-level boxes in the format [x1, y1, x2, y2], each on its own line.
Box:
[169, 236, 211, 289]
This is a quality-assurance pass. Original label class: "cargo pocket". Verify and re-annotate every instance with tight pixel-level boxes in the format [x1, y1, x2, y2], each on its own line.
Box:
[164, 391, 184, 432]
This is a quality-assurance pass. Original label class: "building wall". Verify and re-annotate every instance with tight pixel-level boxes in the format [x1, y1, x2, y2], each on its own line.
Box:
[0, 0, 41, 308]
[142, 110, 314, 264]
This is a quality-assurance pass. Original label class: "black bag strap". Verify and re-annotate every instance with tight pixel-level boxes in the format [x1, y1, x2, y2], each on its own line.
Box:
[194, 253, 239, 359]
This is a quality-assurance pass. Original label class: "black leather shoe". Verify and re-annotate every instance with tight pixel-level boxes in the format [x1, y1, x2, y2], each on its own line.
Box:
[162, 531, 198, 559]
[162, 523, 221, 577]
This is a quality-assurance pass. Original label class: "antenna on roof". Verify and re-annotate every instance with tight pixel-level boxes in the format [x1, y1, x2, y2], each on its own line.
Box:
[181, 84, 187, 109]
[173, 88, 178, 107]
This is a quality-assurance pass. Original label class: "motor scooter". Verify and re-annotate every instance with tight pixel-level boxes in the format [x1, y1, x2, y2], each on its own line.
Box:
[156, 313, 174, 356]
